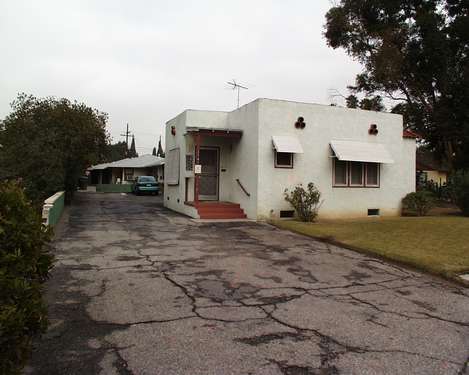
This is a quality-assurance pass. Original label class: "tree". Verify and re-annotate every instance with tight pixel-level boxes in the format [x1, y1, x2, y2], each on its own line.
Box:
[152, 146, 157, 156]
[104, 141, 127, 162]
[128, 135, 138, 158]
[156, 136, 164, 157]
[325, 0, 469, 170]
[0, 94, 109, 203]
[345, 94, 385, 111]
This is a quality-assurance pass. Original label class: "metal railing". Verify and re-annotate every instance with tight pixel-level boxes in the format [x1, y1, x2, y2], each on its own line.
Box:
[236, 179, 250, 197]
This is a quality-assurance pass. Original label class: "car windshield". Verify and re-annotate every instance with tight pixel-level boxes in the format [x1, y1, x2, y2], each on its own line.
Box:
[138, 176, 156, 183]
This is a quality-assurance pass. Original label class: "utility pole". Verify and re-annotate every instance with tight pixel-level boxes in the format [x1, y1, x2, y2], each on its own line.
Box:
[120, 123, 132, 150]
[227, 80, 248, 108]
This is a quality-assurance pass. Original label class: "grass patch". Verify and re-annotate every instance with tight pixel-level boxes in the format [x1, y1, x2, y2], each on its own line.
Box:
[272, 216, 469, 280]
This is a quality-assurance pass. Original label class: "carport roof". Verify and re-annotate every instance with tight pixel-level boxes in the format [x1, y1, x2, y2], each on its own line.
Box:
[88, 155, 165, 171]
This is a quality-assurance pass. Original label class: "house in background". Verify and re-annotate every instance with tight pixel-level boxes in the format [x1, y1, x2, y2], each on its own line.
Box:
[164, 98, 416, 220]
[416, 149, 450, 188]
[88, 155, 164, 185]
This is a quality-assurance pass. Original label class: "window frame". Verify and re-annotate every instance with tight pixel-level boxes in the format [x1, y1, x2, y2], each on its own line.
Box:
[332, 159, 380, 188]
[274, 151, 294, 169]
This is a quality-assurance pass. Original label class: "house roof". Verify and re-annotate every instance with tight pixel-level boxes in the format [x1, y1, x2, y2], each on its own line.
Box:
[403, 129, 420, 138]
[88, 155, 165, 171]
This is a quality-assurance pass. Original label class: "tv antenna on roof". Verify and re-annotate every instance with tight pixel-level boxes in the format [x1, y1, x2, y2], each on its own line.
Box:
[227, 79, 248, 108]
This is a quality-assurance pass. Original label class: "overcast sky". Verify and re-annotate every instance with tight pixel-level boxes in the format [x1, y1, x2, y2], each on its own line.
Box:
[0, 0, 361, 154]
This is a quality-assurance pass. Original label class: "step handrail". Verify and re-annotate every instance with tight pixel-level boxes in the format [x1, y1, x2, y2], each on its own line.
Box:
[236, 179, 250, 197]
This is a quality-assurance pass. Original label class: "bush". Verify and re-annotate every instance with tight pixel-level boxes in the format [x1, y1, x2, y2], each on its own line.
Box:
[402, 191, 436, 216]
[0, 181, 54, 374]
[284, 182, 323, 222]
[449, 171, 469, 216]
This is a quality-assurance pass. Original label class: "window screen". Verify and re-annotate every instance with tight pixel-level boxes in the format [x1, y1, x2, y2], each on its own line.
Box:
[275, 152, 293, 168]
[334, 160, 348, 185]
[366, 163, 379, 186]
[350, 162, 364, 186]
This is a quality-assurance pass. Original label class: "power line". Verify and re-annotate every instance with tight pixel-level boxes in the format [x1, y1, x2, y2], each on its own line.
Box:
[120, 123, 133, 149]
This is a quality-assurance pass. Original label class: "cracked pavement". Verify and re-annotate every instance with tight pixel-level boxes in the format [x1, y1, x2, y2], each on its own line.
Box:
[27, 193, 469, 375]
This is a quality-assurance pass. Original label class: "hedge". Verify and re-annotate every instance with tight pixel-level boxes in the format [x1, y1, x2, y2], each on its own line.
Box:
[0, 181, 54, 374]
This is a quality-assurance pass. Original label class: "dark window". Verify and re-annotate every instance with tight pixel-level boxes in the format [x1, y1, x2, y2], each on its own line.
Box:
[368, 208, 380, 216]
[275, 152, 293, 168]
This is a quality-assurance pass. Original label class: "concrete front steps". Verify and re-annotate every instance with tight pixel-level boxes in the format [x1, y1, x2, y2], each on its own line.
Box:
[195, 202, 247, 219]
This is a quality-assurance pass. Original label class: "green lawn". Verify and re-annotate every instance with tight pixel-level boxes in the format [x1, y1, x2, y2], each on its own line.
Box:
[272, 216, 469, 280]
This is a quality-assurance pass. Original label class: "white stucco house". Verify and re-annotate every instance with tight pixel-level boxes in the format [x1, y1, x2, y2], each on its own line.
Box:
[164, 98, 416, 220]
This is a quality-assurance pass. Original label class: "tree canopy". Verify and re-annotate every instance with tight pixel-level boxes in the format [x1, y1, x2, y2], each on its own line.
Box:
[325, 0, 469, 170]
[0, 94, 109, 203]
[105, 141, 127, 162]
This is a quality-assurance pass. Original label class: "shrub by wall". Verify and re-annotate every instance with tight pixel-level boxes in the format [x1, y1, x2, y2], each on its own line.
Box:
[284, 183, 323, 222]
[402, 191, 436, 216]
[0, 181, 54, 374]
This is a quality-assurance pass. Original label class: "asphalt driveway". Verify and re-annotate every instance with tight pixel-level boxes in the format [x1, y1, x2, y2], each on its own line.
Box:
[28, 193, 469, 375]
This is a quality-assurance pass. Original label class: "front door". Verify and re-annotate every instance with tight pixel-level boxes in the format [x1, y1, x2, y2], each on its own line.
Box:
[199, 147, 219, 201]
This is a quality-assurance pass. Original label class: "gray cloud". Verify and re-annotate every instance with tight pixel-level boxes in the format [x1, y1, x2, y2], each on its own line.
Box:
[0, 0, 361, 154]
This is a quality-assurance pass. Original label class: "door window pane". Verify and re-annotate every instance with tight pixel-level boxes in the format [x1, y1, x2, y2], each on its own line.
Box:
[334, 160, 347, 185]
[350, 162, 364, 186]
[366, 163, 379, 186]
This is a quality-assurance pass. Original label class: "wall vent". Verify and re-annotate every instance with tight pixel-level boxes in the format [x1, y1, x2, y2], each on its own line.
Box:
[368, 208, 380, 216]
[280, 210, 295, 218]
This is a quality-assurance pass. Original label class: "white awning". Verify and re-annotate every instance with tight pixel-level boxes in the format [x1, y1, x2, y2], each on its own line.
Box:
[272, 136, 304, 153]
[330, 140, 394, 164]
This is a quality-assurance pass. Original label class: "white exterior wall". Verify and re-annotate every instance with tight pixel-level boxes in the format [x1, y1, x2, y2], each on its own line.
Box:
[225, 101, 260, 218]
[256, 99, 416, 219]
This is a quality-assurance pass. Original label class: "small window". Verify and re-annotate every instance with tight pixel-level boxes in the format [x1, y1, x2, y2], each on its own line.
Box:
[365, 163, 379, 187]
[275, 152, 293, 168]
[124, 168, 134, 181]
[368, 208, 380, 216]
[333, 159, 348, 186]
[350, 162, 364, 186]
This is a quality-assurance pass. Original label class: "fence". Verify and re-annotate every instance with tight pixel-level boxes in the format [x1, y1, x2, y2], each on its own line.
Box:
[96, 184, 133, 193]
[42, 191, 65, 226]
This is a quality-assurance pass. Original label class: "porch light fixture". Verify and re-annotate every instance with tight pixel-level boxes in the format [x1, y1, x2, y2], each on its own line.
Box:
[295, 117, 306, 129]
[369, 124, 378, 135]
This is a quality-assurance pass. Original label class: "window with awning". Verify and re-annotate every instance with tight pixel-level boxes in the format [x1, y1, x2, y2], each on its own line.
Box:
[330, 140, 391, 188]
[272, 136, 303, 169]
